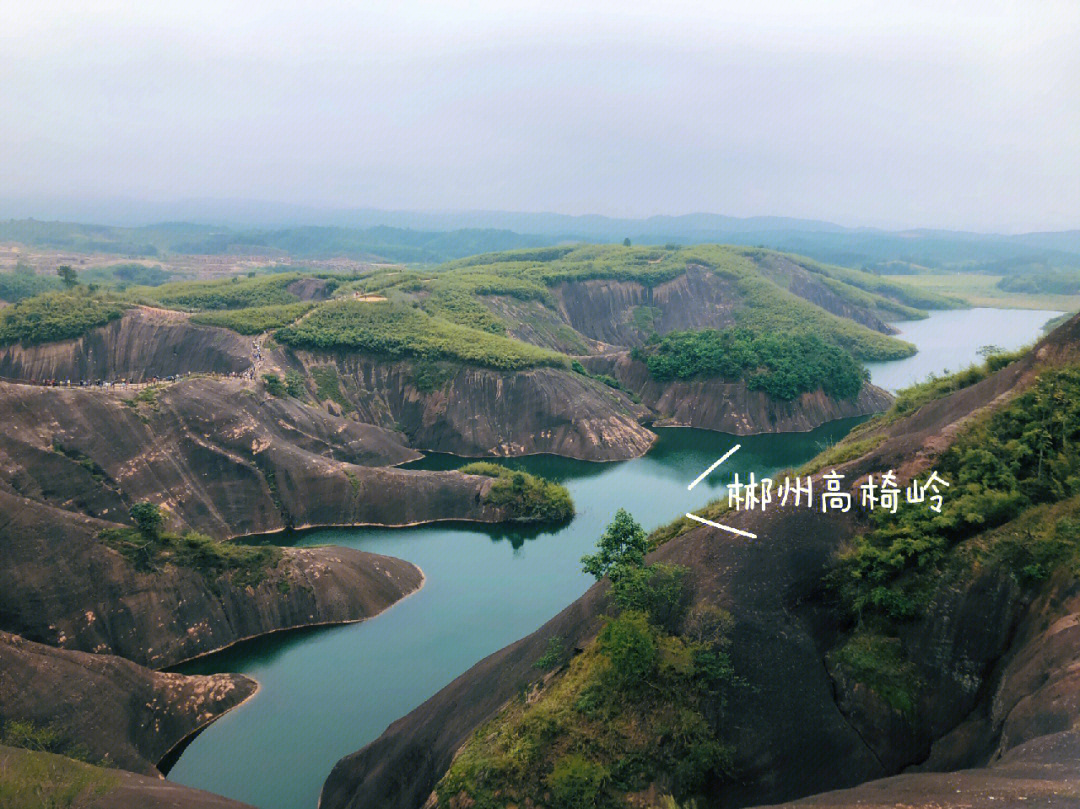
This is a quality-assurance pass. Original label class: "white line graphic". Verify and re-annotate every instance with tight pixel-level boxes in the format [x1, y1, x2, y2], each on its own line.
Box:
[684, 512, 758, 540]
[687, 444, 741, 491]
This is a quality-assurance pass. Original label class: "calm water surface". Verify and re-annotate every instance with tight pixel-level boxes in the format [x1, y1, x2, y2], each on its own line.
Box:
[865, 307, 1060, 392]
[169, 307, 1059, 809]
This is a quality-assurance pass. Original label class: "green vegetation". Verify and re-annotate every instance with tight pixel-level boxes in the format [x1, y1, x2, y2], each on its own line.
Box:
[804, 345, 1031, 469]
[0, 270, 61, 302]
[0, 746, 119, 809]
[884, 273, 1080, 312]
[262, 373, 287, 397]
[723, 269, 915, 361]
[798, 435, 887, 476]
[123, 386, 159, 410]
[888, 345, 1027, 417]
[100, 503, 282, 588]
[459, 462, 574, 523]
[285, 370, 306, 397]
[631, 304, 661, 333]
[822, 364, 1080, 712]
[832, 365, 1080, 622]
[0, 291, 125, 345]
[997, 267, 1080, 296]
[437, 510, 735, 808]
[276, 301, 567, 371]
[1, 721, 97, 766]
[190, 302, 314, 334]
[1043, 312, 1075, 333]
[634, 328, 867, 401]
[309, 365, 354, 412]
[81, 262, 173, 288]
[138, 273, 302, 311]
[535, 636, 566, 670]
[827, 633, 921, 717]
[410, 358, 458, 392]
[421, 286, 508, 333]
[776, 253, 962, 312]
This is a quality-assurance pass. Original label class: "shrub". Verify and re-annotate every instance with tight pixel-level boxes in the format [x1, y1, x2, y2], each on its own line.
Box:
[190, 302, 314, 334]
[0, 291, 125, 345]
[0, 271, 61, 302]
[535, 636, 565, 670]
[276, 301, 568, 372]
[262, 373, 287, 397]
[581, 508, 649, 582]
[828, 633, 921, 716]
[129, 502, 163, 539]
[545, 755, 609, 809]
[598, 611, 658, 690]
[459, 462, 574, 522]
[141, 273, 301, 311]
[830, 365, 1080, 624]
[99, 526, 282, 588]
[637, 327, 866, 401]
[309, 365, 353, 412]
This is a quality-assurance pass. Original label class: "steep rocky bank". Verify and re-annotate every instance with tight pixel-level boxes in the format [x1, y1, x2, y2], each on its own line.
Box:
[0, 377, 528, 538]
[0, 372, 532, 667]
[584, 352, 893, 434]
[290, 351, 657, 460]
[0, 488, 424, 668]
[549, 262, 898, 350]
[0, 631, 255, 775]
[321, 315, 1080, 809]
[0, 307, 250, 382]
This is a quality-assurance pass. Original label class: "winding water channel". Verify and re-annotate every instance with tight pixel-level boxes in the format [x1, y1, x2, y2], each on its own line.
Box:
[168, 307, 1060, 809]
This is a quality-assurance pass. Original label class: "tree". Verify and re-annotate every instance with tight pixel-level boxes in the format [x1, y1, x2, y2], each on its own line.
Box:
[622, 237, 631, 247]
[581, 508, 648, 583]
[130, 502, 163, 539]
[57, 265, 78, 289]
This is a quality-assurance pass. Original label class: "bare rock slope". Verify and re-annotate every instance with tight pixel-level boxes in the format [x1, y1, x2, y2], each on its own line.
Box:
[0, 631, 255, 775]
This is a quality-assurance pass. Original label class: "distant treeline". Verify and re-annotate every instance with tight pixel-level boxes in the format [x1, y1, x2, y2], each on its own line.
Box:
[0, 219, 558, 264]
[2, 217, 1078, 271]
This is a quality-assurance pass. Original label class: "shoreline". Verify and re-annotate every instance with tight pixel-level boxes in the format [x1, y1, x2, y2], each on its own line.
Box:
[161, 566, 428, 671]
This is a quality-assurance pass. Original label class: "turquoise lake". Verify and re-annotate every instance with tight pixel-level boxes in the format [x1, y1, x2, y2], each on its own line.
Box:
[168, 307, 1061, 809]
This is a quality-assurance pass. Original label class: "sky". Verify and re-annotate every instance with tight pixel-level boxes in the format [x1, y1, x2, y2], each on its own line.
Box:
[3, 1, 1079, 232]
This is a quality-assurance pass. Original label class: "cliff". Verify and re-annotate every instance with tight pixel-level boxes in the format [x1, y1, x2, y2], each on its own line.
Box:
[0, 376, 528, 538]
[289, 351, 657, 460]
[0, 631, 255, 775]
[0, 307, 250, 382]
[0, 371, 534, 667]
[584, 352, 893, 434]
[0, 488, 424, 668]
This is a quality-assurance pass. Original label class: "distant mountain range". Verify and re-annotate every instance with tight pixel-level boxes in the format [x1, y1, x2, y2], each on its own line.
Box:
[1, 196, 1077, 269]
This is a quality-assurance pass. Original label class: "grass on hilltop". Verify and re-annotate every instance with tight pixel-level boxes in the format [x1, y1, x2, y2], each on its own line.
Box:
[0, 291, 126, 346]
[276, 300, 568, 371]
[459, 462, 574, 522]
[190, 302, 315, 334]
[633, 328, 867, 400]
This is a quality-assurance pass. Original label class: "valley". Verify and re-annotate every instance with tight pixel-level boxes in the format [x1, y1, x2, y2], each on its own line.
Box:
[0, 243, 1070, 809]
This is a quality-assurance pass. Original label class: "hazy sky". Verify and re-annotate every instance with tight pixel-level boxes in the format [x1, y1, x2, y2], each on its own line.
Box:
[4, 1, 1078, 231]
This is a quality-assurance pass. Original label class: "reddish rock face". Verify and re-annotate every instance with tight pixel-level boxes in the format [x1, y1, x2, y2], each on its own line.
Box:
[305, 352, 657, 460]
[0, 630, 256, 775]
[0, 307, 251, 383]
